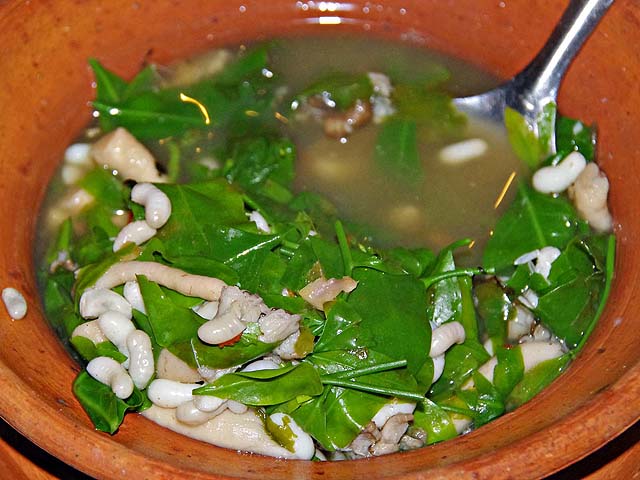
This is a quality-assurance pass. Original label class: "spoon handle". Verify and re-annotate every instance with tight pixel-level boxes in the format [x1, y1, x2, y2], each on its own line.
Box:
[515, 0, 614, 106]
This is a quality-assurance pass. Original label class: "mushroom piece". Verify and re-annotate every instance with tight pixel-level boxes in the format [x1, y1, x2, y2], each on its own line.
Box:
[91, 127, 166, 183]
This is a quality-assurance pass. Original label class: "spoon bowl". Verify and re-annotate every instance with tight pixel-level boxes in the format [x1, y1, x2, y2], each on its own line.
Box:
[454, 0, 614, 143]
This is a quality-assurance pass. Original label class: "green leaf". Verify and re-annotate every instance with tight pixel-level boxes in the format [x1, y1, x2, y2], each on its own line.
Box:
[290, 350, 420, 450]
[347, 268, 431, 382]
[429, 342, 490, 398]
[458, 276, 480, 342]
[382, 247, 436, 277]
[457, 372, 504, 426]
[536, 102, 557, 158]
[70, 337, 127, 363]
[374, 118, 420, 183]
[170, 323, 276, 370]
[556, 116, 595, 161]
[506, 353, 571, 410]
[483, 183, 586, 272]
[474, 280, 513, 345]
[413, 399, 458, 445]
[89, 58, 128, 104]
[505, 107, 541, 168]
[309, 350, 419, 393]
[315, 300, 362, 352]
[225, 136, 296, 196]
[392, 83, 465, 139]
[73, 371, 146, 434]
[194, 363, 323, 406]
[535, 236, 611, 348]
[79, 168, 129, 210]
[424, 250, 462, 327]
[137, 275, 204, 347]
[155, 180, 249, 258]
[92, 98, 205, 139]
[492, 346, 525, 398]
[298, 72, 373, 110]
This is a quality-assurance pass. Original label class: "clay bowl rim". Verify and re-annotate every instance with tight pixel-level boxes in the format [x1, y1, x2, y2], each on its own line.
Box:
[0, 1, 639, 479]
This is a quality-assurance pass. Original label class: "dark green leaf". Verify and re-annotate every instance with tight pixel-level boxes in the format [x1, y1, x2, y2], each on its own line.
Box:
[424, 250, 462, 327]
[536, 102, 557, 158]
[89, 59, 127, 104]
[556, 116, 595, 161]
[137, 275, 204, 347]
[506, 353, 571, 410]
[73, 371, 146, 434]
[194, 363, 323, 405]
[298, 72, 373, 110]
[315, 300, 363, 352]
[429, 342, 490, 398]
[474, 280, 513, 345]
[483, 183, 586, 272]
[347, 268, 431, 381]
[413, 399, 458, 445]
[492, 346, 524, 398]
[505, 107, 541, 168]
[374, 118, 420, 183]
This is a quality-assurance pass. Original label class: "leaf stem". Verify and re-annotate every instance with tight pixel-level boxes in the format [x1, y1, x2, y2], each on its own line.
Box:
[321, 360, 408, 381]
[321, 378, 425, 403]
[335, 220, 354, 276]
[437, 403, 474, 417]
[422, 267, 493, 290]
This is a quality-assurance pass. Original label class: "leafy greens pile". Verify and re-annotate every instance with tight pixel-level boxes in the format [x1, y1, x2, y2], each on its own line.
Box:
[40, 43, 614, 454]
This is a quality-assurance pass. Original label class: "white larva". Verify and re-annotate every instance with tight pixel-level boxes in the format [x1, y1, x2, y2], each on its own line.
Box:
[97, 311, 136, 363]
[532, 151, 587, 194]
[113, 220, 157, 252]
[79, 288, 132, 320]
[95, 261, 226, 302]
[241, 359, 281, 373]
[87, 356, 134, 399]
[64, 143, 92, 166]
[192, 301, 219, 321]
[2, 287, 27, 320]
[176, 401, 221, 426]
[197, 312, 247, 345]
[534, 246, 561, 280]
[131, 183, 172, 229]
[193, 395, 226, 413]
[248, 210, 271, 233]
[147, 379, 201, 408]
[430, 321, 466, 357]
[438, 138, 489, 165]
[123, 281, 146, 314]
[126, 330, 154, 389]
[371, 401, 416, 429]
[432, 354, 446, 384]
[71, 320, 107, 345]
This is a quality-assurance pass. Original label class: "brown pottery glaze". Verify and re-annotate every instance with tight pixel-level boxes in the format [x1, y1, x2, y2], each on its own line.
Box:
[0, 1, 639, 479]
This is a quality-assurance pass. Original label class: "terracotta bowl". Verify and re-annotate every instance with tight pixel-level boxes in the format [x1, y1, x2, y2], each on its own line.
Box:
[0, 1, 638, 478]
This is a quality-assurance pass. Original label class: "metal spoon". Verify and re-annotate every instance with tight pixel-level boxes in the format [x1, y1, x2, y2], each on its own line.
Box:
[454, 0, 614, 145]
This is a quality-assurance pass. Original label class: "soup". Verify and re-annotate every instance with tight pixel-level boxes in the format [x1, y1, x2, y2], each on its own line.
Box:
[36, 37, 614, 460]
